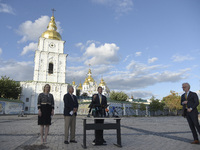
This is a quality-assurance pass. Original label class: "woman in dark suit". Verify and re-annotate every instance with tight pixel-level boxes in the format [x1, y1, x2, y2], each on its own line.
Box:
[37, 84, 54, 144]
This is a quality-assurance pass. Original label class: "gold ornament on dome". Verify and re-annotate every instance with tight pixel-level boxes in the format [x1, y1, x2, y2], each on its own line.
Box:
[41, 9, 62, 40]
[78, 82, 82, 90]
[99, 78, 106, 86]
[83, 78, 89, 85]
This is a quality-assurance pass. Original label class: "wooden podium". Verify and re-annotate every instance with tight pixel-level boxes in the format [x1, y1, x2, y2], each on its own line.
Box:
[82, 117, 122, 149]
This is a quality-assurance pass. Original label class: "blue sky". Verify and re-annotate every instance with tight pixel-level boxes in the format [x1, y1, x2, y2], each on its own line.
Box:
[0, 0, 200, 99]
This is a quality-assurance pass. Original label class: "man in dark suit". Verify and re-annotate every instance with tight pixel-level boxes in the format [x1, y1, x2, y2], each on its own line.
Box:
[181, 83, 200, 144]
[91, 86, 107, 145]
[63, 85, 79, 144]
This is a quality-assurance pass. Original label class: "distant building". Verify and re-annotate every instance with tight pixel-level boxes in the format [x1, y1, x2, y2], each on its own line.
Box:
[20, 14, 73, 114]
[128, 98, 151, 105]
[73, 68, 110, 97]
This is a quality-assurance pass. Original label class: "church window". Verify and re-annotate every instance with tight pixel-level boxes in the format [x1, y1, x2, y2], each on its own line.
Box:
[48, 63, 53, 74]
[26, 98, 29, 102]
[25, 107, 28, 111]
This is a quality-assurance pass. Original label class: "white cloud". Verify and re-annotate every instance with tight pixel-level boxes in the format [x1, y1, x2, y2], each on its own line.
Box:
[130, 91, 153, 99]
[0, 3, 15, 15]
[171, 54, 194, 62]
[21, 42, 38, 55]
[66, 65, 113, 85]
[126, 60, 161, 72]
[75, 42, 85, 51]
[0, 48, 2, 55]
[6, 25, 12, 29]
[0, 59, 34, 81]
[84, 43, 120, 65]
[123, 54, 130, 62]
[91, 0, 133, 18]
[17, 15, 62, 43]
[135, 52, 141, 57]
[148, 57, 158, 64]
[103, 60, 190, 90]
[104, 68, 189, 91]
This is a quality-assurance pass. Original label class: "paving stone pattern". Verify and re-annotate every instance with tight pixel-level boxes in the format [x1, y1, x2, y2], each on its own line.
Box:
[0, 115, 199, 150]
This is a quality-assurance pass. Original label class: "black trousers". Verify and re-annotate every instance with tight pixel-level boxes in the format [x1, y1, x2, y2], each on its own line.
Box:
[94, 119, 104, 145]
[186, 109, 200, 140]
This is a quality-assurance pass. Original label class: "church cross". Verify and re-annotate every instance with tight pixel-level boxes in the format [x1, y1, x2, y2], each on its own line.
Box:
[51, 8, 56, 16]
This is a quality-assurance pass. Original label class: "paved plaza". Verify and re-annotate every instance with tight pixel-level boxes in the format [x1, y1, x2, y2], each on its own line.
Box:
[0, 115, 199, 150]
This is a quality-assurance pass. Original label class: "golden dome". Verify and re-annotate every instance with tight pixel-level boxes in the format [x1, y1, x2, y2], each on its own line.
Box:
[78, 82, 82, 90]
[87, 76, 94, 82]
[83, 78, 89, 85]
[86, 68, 95, 82]
[41, 15, 62, 40]
[99, 78, 106, 86]
[72, 81, 75, 86]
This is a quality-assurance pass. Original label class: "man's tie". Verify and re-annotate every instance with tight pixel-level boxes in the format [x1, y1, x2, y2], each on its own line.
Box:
[100, 95, 102, 104]
[71, 94, 74, 101]
[185, 92, 187, 100]
[185, 92, 187, 108]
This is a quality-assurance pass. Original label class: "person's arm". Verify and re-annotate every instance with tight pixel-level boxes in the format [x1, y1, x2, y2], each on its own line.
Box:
[90, 94, 95, 106]
[51, 94, 55, 116]
[64, 94, 70, 108]
[73, 96, 79, 113]
[37, 94, 42, 116]
[181, 95, 187, 105]
[191, 93, 199, 110]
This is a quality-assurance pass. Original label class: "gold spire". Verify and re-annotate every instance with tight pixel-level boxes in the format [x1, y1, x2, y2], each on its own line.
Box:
[99, 78, 106, 86]
[86, 68, 94, 82]
[78, 82, 82, 90]
[72, 81, 75, 86]
[88, 68, 92, 74]
[41, 9, 62, 40]
[83, 78, 89, 85]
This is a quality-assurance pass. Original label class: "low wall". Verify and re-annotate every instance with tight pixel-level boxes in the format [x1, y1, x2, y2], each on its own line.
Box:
[0, 101, 23, 115]
[77, 103, 183, 116]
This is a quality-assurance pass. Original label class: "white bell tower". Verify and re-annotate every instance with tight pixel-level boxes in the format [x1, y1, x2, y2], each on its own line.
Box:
[33, 14, 67, 83]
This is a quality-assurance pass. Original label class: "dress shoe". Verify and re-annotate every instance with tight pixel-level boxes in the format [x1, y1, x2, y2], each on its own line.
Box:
[191, 140, 199, 144]
[70, 140, 77, 143]
[103, 140, 106, 143]
[64, 141, 69, 144]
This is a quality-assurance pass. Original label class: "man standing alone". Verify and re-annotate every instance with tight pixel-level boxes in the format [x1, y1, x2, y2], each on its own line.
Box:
[181, 83, 200, 144]
[91, 86, 107, 145]
[63, 85, 79, 144]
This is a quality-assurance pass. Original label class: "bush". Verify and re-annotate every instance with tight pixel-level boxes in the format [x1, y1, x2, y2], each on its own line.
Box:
[110, 91, 128, 101]
[0, 76, 21, 99]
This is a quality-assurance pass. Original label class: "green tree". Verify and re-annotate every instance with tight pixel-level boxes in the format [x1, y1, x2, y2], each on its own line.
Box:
[149, 99, 160, 112]
[149, 96, 164, 115]
[139, 103, 146, 111]
[0, 76, 21, 99]
[132, 102, 138, 110]
[110, 91, 128, 101]
[162, 90, 182, 115]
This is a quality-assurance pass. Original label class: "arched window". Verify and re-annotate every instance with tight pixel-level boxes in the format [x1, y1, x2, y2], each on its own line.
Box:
[48, 63, 53, 74]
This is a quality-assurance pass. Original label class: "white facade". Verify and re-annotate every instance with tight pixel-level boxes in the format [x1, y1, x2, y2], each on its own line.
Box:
[20, 15, 73, 114]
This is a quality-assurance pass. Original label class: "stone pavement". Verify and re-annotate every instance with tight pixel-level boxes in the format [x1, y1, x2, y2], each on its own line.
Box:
[0, 115, 200, 150]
